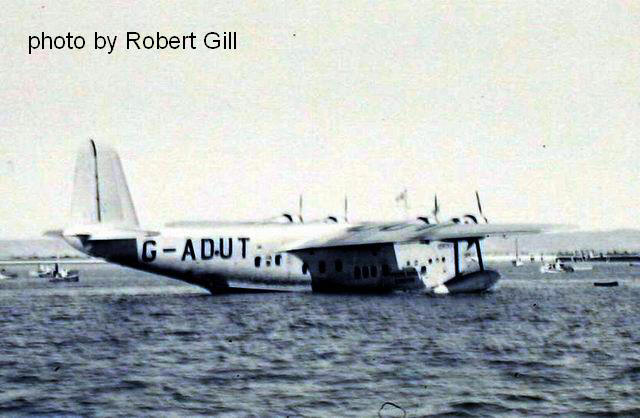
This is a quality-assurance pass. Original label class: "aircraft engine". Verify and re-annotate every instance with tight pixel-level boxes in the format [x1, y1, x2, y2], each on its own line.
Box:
[462, 214, 479, 224]
[274, 213, 298, 223]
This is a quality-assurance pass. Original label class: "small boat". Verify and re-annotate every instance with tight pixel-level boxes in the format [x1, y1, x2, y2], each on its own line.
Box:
[540, 261, 573, 273]
[29, 264, 54, 278]
[570, 263, 593, 271]
[511, 239, 524, 267]
[49, 274, 79, 283]
[47, 264, 80, 283]
[594, 281, 618, 287]
[0, 269, 18, 280]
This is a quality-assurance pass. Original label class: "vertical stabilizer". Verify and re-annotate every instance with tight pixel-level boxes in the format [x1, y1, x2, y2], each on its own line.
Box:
[70, 140, 139, 228]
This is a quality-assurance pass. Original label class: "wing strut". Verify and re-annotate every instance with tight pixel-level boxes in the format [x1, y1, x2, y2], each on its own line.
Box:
[453, 241, 460, 276]
[475, 239, 484, 271]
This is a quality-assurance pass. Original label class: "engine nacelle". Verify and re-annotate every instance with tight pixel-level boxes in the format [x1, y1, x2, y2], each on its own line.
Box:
[447, 215, 481, 224]
[462, 214, 479, 224]
[273, 213, 303, 223]
[323, 215, 347, 224]
[417, 216, 434, 225]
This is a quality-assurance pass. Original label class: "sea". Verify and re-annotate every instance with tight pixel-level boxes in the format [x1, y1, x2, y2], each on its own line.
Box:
[1, 262, 639, 417]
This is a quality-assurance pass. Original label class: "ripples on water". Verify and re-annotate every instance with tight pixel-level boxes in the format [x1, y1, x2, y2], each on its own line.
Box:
[1, 263, 640, 416]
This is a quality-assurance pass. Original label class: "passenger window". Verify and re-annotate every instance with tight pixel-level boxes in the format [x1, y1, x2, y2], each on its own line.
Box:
[414, 260, 419, 266]
[442, 257, 445, 262]
[354, 266, 361, 279]
[421, 266, 427, 274]
[406, 261, 411, 267]
[335, 259, 343, 272]
[371, 265, 377, 277]
[302, 263, 309, 274]
[319, 260, 326, 274]
[275, 255, 282, 266]
[266, 260, 271, 267]
[362, 266, 370, 279]
[254, 257, 261, 268]
[429, 258, 433, 264]
[382, 264, 390, 275]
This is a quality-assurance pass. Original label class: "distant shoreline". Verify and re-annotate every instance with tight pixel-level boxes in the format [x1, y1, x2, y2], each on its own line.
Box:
[0, 258, 106, 265]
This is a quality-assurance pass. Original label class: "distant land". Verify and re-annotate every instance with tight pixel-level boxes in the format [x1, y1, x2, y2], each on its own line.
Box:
[1, 230, 639, 260]
[0, 239, 87, 260]
[482, 229, 640, 255]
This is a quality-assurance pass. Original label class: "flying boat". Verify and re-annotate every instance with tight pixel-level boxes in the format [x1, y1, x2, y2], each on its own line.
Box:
[46, 140, 564, 295]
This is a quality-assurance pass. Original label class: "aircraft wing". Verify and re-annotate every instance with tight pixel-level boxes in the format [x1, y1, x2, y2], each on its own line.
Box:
[281, 222, 566, 252]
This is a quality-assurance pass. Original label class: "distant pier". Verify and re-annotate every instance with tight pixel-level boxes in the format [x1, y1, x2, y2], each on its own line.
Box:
[556, 254, 640, 263]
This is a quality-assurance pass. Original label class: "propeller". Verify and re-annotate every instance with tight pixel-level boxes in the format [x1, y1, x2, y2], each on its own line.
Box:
[298, 194, 304, 223]
[344, 195, 348, 223]
[476, 191, 488, 223]
[432, 194, 440, 223]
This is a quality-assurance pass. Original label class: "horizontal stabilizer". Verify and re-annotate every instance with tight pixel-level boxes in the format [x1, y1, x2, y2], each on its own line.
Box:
[62, 225, 159, 241]
[44, 225, 158, 242]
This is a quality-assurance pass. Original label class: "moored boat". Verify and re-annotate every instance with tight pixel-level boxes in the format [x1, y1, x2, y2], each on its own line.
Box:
[512, 239, 524, 267]
[594, 281, 618, 287]
[47, 263, 80, 283]
[569, 263, 593, 271]
[540, 260, 573, 273]
[29, 264, 54, 278]
[0, 269, 18, 280]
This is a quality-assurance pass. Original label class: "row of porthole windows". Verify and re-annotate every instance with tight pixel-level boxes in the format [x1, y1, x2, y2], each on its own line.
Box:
[255, 256, 445, 275]
[306, 260, 343, 275]
[299, 261, 391, 277]
[354, 264, 392, 279]
[255, 254, 282, 268]
[354, 265, 376, 279]
[406, 256, 445, 267]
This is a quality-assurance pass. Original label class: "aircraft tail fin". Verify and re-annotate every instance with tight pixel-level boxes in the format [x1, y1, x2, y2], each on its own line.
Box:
[70, 140, 139, 229]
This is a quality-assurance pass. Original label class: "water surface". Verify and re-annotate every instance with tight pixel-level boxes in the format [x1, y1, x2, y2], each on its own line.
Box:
[1, 263, 639, 416]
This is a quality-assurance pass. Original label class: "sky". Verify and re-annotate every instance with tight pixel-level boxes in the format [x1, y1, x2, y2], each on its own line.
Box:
[1, 1, 639, 238]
